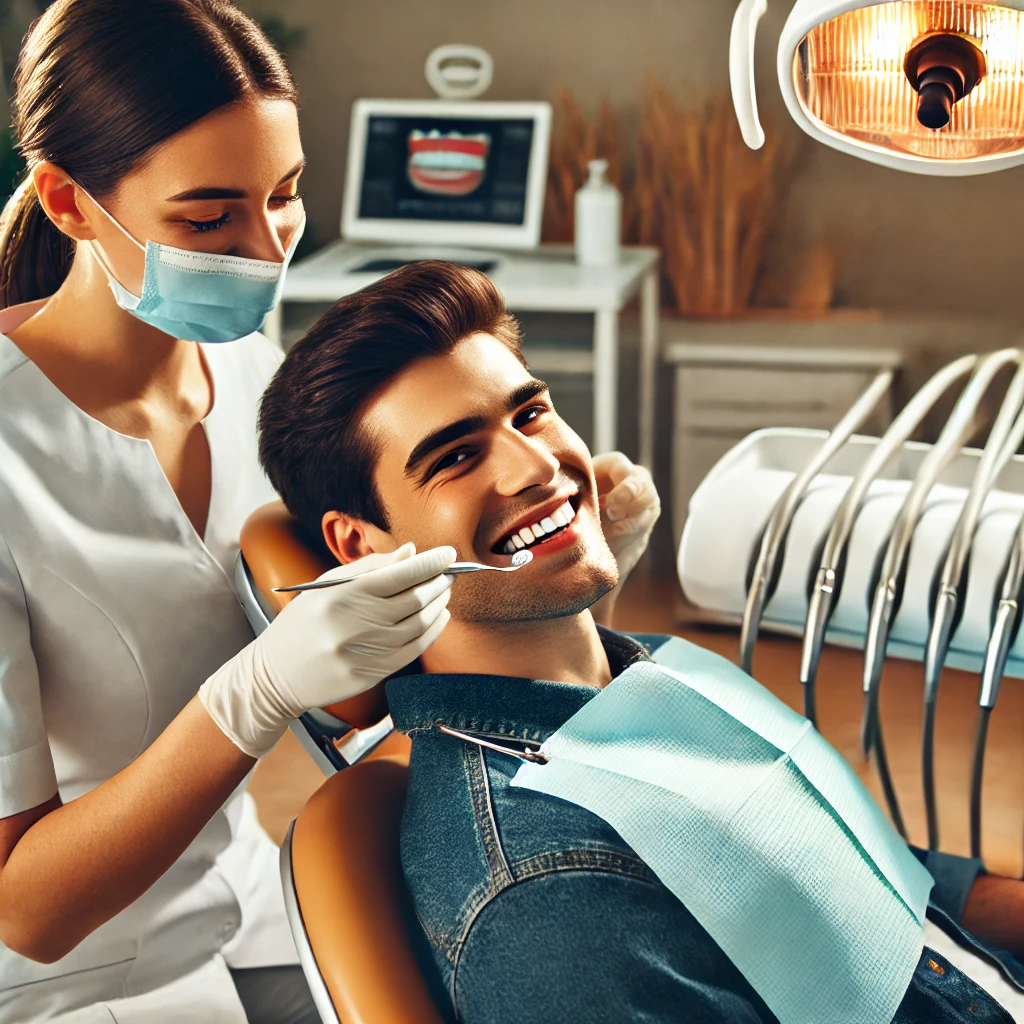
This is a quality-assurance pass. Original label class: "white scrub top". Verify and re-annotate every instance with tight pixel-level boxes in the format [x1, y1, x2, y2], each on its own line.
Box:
[0, 304, 298, 1023]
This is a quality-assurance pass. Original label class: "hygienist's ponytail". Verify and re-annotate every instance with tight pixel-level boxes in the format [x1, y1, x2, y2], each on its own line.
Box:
[0, 0, 298, 308]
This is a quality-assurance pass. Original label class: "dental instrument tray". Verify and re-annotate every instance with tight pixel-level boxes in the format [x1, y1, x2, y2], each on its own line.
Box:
[678, 427, 1024, 679]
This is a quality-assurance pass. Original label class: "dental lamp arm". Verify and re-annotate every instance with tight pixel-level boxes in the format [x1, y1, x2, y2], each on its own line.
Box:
[730, 0, 768, 149]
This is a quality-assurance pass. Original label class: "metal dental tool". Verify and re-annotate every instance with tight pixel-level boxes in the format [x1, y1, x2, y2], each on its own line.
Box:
[274, 548, 534, 593]
[970, 513, 1024, 861]
[800, 356, 978, 727]
[922, 360, 1024, 850]
[860, 350, 1020, 837]
[738, 371, 894, 676]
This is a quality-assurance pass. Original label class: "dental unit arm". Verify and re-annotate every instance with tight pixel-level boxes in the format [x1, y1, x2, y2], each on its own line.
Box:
[739, 370, 893, 676]
[858, 351, 1019, 834]
[799, 356, 978, 725]
[971, 513, 1024, 858]
[920, 359, 1024, 850]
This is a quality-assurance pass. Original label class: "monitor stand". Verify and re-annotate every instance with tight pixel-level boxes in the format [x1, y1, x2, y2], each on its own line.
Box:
[346, 254, 499, 274]
[339, 243, 506, 277]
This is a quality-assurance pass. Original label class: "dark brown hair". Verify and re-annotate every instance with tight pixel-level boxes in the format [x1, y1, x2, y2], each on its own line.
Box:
[0, 0, 297, 307]
[259, 261, 524, 542]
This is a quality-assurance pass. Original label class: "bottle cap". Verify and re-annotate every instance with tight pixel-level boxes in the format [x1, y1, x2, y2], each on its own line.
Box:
[587, 159, 609, 186]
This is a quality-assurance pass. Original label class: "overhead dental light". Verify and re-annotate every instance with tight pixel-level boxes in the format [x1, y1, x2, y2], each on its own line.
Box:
[731, 0, 1024, 174]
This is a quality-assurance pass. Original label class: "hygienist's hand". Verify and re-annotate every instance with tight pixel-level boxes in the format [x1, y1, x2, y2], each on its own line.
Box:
[593, 451, 661, 586]
[199, 543, 455, 757]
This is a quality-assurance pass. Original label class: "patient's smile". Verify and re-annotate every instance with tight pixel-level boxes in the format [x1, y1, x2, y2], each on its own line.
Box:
[494, 495, 580, 554]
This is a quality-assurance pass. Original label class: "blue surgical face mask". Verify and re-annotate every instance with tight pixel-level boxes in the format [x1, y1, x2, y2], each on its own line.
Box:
[84, 191, 304, 344]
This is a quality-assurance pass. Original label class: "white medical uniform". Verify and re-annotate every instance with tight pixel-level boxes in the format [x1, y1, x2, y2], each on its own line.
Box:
[0, 303, 298, 1023]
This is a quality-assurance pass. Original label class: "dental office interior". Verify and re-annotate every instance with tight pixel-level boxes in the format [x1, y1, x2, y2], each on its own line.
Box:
[234, 0, 1024, 862]
[7, 0, 1024, 1020]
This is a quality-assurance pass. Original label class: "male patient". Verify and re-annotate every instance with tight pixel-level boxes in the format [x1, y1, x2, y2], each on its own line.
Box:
[259, 262, 1024, 1023]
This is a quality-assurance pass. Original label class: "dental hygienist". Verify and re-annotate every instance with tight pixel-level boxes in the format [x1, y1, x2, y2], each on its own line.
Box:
[0, 2, 463, 1021]
[0, 3, 661, 1022]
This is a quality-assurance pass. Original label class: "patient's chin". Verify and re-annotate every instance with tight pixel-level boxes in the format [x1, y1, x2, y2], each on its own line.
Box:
[450, 547, 618, 623]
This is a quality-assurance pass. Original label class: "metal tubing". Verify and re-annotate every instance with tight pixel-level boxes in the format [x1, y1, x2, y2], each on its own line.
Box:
[922, 359, 1024, 849]
[799, 355, 977, 725]
[970, 514, 1024, 862]
[861, 350, 1020, 830]
[739, 370, 894, 675]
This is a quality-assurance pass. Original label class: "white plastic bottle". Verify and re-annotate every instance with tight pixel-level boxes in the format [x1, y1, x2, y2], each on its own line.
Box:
[574, 159, 621, 267]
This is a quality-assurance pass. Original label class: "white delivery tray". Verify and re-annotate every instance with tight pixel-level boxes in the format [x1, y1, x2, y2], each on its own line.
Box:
[678, 427, 1024, 678]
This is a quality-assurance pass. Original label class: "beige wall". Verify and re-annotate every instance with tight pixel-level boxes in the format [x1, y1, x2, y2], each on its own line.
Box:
[246, 0, 1024, 322]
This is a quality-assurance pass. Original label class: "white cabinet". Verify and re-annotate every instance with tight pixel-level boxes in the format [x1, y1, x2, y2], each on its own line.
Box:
[666, 323, 903, 545]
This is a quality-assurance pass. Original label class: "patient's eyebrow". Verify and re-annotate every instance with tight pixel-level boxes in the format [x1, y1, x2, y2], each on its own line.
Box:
[403, 378, 550, 477]
[166, 159, 307, 202]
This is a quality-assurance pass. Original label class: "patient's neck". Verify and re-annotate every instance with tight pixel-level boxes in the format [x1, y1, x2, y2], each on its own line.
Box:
[420, 610, 612, 688]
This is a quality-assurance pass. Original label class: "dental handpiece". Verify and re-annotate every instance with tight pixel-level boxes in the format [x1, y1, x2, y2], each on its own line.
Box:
[799, 355, 978, 726]
[738, 370, 894, 677]
[970, 513, 1024, 861]
[860, 350, 1020, 837]
[922, 359, 1024, 850]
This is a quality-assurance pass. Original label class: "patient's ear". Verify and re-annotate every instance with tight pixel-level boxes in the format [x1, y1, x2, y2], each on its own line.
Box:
[321, 511, 376, 565]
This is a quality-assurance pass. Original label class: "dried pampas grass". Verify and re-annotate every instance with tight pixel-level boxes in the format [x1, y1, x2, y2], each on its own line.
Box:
[542, 88, 632, 244]
[636, 80, 778, 317]
[542, 80, 783, 317]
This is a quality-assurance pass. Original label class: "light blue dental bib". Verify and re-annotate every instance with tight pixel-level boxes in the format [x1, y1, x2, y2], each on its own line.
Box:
[510, 638, 934, 1024]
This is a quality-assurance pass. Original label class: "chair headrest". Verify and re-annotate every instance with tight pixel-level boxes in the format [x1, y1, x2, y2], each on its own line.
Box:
[240, 501, 334, 616]
[240, 501, 388, 729]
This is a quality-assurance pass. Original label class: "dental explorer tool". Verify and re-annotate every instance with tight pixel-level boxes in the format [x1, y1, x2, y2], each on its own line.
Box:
[274, 548, 534, 593]
[800, 356, 978, 726]
[738, 371, 894, 676]
[922, 360, 1024, 850]
[860, 350, 1020, 836]
[970, 513, 1024, 861]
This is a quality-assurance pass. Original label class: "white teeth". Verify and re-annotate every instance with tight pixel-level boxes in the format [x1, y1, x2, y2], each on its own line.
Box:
[501, 497, 579, 554]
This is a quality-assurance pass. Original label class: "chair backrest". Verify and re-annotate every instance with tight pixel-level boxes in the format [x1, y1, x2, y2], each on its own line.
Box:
[289, 755, 451, 1024]
[240, 501, 448, 1024]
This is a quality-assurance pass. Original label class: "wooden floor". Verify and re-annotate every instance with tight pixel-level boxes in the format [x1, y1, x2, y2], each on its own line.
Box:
[249, 566, 1024, 879]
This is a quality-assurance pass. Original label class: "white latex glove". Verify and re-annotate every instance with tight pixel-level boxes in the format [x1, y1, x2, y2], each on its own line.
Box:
[200, 542, 455, 757]
[593, 451, 661, 586]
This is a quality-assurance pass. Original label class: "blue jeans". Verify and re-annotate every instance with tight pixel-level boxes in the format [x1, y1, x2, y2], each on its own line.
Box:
[387, 629, 1022, 1024]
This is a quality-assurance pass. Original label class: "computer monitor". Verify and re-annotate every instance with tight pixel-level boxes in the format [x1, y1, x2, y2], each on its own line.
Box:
[341, 99, 552, 250]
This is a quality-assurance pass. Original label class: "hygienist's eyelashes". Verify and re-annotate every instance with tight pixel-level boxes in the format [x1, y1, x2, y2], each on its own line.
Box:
[187, 212, 230, 232]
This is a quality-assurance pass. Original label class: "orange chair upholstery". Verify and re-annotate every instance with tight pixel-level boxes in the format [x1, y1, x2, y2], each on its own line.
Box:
[241, 500, 391, 729]
[240, 500, 447, 1024]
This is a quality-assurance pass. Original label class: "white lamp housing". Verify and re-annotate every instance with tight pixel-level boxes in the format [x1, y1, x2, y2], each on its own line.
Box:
[732, 0, 1024, 175]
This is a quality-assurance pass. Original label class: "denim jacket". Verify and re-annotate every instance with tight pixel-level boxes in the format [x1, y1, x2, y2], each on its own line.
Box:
[387, 629, 1023, 1024]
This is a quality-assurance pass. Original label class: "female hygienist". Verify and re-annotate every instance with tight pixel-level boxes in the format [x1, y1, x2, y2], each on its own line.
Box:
[0, 2, 661, 1023]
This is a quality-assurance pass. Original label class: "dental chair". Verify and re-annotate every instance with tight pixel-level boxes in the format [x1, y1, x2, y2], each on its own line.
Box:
[235, 501, 452, 1024]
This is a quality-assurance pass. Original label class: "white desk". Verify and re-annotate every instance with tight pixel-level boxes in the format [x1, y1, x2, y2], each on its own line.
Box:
[266, 242, 660, 463]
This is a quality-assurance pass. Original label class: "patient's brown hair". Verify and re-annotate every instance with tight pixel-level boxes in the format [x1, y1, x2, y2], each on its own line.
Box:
[259, 261, 524, 542]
